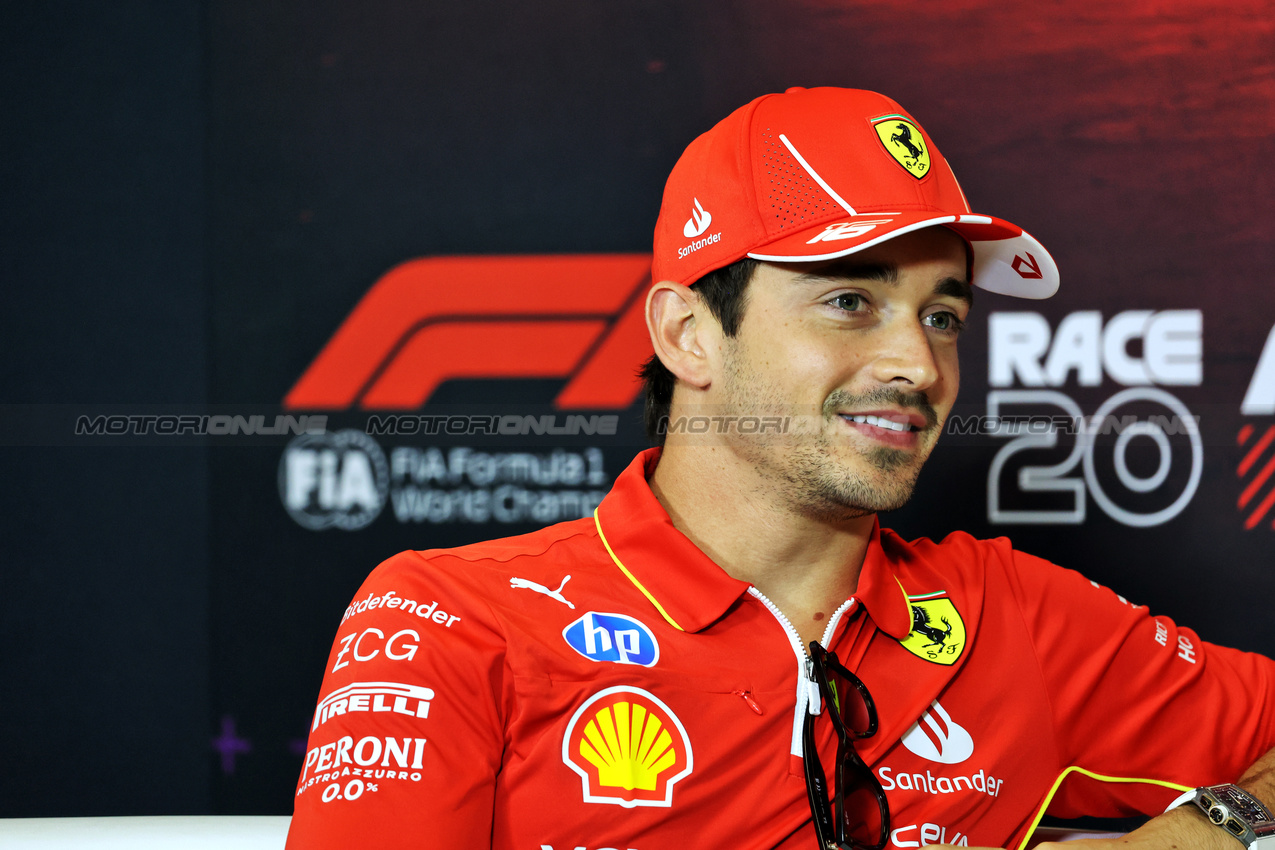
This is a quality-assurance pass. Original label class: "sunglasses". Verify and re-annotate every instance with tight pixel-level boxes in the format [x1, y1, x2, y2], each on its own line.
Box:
[803, 641, 890, 850]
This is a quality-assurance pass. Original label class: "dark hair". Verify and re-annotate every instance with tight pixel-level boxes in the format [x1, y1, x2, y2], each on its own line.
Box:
[640, 257, 760, 443]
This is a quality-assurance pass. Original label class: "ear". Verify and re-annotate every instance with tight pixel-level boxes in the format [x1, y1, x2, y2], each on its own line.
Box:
[645, 281, 716, 390]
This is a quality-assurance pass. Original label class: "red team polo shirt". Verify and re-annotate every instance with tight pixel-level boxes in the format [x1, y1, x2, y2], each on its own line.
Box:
[287, 449, 1275, 849]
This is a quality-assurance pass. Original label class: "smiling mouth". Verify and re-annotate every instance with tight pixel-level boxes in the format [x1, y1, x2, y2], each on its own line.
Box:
[841, 414, 919, 433]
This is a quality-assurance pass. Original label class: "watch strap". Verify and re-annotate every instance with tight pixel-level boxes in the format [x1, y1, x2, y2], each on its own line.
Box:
[1166, 785, 1275, 849]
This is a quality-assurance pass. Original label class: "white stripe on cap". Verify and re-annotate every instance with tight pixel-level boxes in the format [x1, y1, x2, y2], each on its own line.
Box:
[778, 134, 858, 216]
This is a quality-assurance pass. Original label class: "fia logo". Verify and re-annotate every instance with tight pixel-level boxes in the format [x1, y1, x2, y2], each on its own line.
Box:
[901, 700, 974, 764]
[279, 430, 389, 531]
[563, 612, 659, 667]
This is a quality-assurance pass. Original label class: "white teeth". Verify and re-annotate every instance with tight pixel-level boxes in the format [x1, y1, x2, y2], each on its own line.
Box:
[847, 414, 910, 432]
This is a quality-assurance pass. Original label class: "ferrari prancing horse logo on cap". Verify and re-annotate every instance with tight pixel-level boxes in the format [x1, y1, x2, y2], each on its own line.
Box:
[899, 591, 965, 665]
[872, 115, 931, 179]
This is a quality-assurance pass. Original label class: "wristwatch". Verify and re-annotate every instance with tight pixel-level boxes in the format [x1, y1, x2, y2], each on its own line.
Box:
[1166, 784, 1275, 848]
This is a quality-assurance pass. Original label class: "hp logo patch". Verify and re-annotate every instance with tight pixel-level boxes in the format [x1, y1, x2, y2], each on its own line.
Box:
[563, 612, 659, 667]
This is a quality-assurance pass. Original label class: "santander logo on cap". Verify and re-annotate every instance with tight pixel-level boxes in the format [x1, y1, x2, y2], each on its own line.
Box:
[683, 198, 712, 238]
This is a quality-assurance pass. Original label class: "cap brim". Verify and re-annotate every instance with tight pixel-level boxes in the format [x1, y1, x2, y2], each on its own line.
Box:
[746, 212, 1058, 299]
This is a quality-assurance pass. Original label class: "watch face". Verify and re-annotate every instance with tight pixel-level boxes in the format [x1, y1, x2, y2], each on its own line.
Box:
[1217, 786, 1275, 827]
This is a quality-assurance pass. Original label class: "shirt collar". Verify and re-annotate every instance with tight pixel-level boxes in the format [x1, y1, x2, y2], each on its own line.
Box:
[594, 448, 751, 633]
[594, 447, 915, 639]
[852, 519, 915, 640]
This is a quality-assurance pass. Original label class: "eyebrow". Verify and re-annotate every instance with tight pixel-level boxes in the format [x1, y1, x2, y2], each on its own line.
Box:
[935, 276, 974, 306]
[795, 262, 974, 305]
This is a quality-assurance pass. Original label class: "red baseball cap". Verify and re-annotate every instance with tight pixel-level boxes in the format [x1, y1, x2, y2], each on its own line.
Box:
[652, 87, 1058, 298]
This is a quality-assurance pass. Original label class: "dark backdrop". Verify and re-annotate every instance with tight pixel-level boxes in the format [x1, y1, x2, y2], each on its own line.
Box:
[0, 0, 209, 816]
[2, 0, 1272, 818]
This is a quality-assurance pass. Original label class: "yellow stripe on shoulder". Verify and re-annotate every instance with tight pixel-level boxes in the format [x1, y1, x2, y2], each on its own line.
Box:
[593, 508, 685, 632]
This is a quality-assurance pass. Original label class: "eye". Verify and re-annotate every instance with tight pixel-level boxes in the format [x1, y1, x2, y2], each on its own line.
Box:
[827, 292, 868, 313]
[923, 310, 965, 334]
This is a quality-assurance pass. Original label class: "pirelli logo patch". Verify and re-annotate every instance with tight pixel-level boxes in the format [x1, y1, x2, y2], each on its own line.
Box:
[899, 592, 965, 665]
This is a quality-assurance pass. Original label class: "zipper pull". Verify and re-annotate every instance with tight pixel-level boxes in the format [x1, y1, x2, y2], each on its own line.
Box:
[804, 660, 822, 715]
[731, 689, 764, 716]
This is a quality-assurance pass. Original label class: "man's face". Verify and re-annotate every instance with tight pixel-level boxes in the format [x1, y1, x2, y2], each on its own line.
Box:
[711, 226, 971, 519]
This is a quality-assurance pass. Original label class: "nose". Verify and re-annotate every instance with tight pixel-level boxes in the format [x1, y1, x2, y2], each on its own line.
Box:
[868, 317, 941, 391]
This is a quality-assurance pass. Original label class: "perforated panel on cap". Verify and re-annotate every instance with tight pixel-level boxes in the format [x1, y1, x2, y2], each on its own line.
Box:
[760, 129, 835, 231]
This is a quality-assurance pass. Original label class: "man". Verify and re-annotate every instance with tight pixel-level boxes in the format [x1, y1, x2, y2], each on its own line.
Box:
[286, 88, 1275, 850]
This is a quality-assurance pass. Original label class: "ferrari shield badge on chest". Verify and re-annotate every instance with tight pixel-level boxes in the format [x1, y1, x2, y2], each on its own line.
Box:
[899, 591, 966, 665]
[872, 115, 931, 179]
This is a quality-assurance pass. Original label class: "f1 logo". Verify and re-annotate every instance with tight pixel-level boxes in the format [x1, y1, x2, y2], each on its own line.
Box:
[285, 255, 653, 410]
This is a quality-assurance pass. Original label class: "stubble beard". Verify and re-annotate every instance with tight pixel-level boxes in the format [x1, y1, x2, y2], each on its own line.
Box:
[720, 359, 940, 523]
[788, 426, 931, 521]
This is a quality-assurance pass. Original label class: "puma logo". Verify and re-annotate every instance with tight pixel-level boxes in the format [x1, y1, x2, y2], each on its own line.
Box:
[509, 574, 575, 609]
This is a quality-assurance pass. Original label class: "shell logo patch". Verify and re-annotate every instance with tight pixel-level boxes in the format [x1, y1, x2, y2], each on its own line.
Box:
[562, 686, 693, 808]
[899, 592, 966, 665]
[872, 115, 931, 179]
